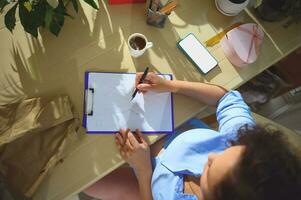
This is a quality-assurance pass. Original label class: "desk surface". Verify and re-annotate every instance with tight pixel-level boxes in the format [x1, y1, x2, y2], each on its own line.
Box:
[0, 0, 300, 200]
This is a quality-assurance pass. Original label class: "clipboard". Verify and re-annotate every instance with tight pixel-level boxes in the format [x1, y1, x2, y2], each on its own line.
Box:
[83, 71, 174, 134]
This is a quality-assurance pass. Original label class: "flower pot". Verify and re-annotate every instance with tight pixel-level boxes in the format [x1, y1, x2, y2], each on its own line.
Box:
[215, 0, 250, 16]
[256, 0, 286, 22]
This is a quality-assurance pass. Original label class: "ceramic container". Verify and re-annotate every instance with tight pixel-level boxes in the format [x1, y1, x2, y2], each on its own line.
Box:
[128, 33, 153, 58]
[215, 0, 250, 16]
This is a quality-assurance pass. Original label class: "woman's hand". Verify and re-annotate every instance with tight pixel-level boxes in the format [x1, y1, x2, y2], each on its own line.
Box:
[115, 129, 153, 200]
[135, 72, 173, 93]
[115, 129, 152, 174]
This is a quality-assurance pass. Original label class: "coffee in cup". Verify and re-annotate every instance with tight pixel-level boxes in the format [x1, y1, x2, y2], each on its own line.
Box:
[129, 36, 147, 50]
[128, 33, 153, 58]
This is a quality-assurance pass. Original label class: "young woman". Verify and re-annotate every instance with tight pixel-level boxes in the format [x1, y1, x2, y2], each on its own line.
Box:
[84, 72, 301, 200]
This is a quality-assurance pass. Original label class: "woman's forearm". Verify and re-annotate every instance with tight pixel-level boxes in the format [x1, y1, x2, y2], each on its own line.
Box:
[166, 80, 227, 106]
[136, 169, 153, 200]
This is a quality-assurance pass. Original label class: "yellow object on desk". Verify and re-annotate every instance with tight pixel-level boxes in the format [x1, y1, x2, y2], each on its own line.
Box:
[159, 1, 177, 14]
[205, 23, 242, 47]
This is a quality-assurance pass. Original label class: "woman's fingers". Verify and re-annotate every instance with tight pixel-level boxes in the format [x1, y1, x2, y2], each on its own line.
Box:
[115, 134, 125, 153]
[128, 129, 149, 148]
[119, 129, 128, 141]
[136, 72, 160, 95]
[115, 132, 124, 145]
[135, 73, 143, 87]
[137, 83, 152, 92]
[124, 140, 134, 152]
[116, 130, 134, 152]
[136, 129, 143, 142]
[136, 72, 155, 86]
[136, 129, 148, 145]
[127, 131, 140, 148]
[120, 129, 130, 145]
[115, 137, 126, 155]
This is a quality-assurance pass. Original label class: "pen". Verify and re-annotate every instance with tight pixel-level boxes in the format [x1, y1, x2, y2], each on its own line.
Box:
[151, 0, 160, 11]
[131, 67, 149, 101]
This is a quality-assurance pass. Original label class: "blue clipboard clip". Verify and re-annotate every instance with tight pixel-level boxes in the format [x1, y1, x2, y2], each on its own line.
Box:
[85, 88, 94, 116]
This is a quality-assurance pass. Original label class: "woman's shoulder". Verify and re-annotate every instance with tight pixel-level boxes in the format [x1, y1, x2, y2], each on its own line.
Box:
[157, 128, 229, 175]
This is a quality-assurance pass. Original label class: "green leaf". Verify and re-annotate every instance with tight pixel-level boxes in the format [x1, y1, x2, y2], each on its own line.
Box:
[5, 3, 18, 32]
[70, 0, 78, 13]
[19, 1, 48, 37]
[49, 20, 61, 36]
[48, 0, 66, 36]
[19, 3, 38, 37]
[19, 1, 46, 38]
[0, 0, 9, 11]
[83, 0, 98, 10]
[45, 6, 53, 28]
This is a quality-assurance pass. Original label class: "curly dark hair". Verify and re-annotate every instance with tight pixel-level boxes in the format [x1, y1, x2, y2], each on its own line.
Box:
[215, 125, 301, 200]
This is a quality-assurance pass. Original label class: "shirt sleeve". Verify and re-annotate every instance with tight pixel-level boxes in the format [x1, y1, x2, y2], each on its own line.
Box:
[216, 90, 255, 135]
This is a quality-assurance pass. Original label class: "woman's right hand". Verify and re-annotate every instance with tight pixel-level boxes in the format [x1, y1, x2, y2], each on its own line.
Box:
[135, 72, 173, 93]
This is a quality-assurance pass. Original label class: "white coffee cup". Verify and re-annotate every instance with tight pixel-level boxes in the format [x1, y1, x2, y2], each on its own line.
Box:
[215, 0, 249, 16]
[128, 33, 153, 58]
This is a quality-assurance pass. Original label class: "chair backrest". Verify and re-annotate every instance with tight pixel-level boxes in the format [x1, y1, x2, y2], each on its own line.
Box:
[252, 112, 301, 148]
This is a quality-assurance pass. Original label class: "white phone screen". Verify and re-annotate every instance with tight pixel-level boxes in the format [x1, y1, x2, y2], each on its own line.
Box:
[179, 34, 217, 74]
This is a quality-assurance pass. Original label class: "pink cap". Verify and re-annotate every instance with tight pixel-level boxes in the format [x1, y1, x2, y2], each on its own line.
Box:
[221, 23, 264, 68]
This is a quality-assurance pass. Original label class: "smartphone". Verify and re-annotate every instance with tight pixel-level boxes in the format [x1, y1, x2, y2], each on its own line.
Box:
[178, 33, 218, 74]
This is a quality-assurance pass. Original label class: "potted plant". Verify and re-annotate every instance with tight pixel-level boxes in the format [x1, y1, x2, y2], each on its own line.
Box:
[0, 0, 99, 38]
[256, 0, 287, 21]
[282, 0, 301, 26]
[256, 0, 301, 25]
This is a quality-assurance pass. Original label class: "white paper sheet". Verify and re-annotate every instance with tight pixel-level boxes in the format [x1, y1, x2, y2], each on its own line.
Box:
[85, 72, 173, 133]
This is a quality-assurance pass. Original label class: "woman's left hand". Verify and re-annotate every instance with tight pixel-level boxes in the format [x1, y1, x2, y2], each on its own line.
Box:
[115, 129, 152, 174]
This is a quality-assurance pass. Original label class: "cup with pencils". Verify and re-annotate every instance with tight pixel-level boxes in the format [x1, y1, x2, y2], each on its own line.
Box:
[146, 0, 177, 28]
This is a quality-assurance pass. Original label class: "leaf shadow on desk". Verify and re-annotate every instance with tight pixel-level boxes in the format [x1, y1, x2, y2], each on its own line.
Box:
[0, 63, 26, 105]
[174, 0, 250, 32]
[124, 0, 242, 83]
[6, 2, 138, 194]
[125, 21, 205, 83]
[8, 0, 130, 112]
